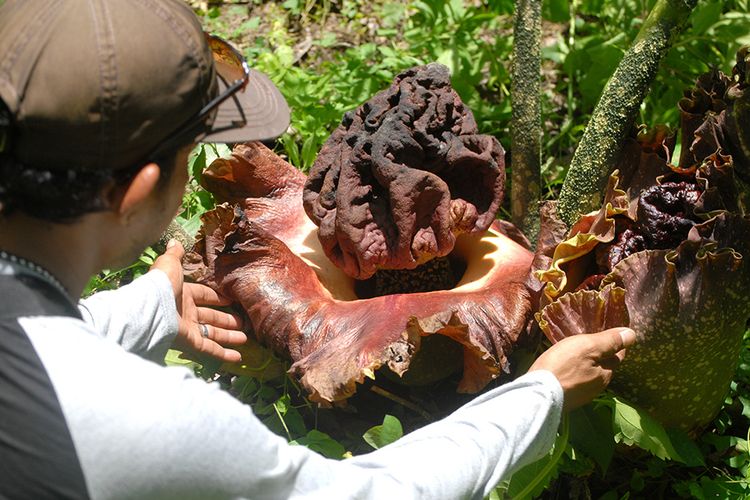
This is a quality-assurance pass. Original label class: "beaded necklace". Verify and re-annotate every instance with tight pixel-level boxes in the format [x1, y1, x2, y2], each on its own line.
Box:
[0, 250, 69, 297]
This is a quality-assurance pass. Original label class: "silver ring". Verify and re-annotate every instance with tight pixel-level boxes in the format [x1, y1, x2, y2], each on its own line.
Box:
[200, 323, 210, 339]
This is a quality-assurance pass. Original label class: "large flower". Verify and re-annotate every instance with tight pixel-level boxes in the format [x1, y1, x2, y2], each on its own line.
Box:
[534, 59, 750, 432]
[186, 65, 535, 403]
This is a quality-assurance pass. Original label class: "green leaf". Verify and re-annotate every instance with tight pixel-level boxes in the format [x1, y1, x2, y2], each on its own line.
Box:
[281, 0, 300, 13]
[203, 143, 232, 166]
[292, 430, 346, 459]
[436, 48, 456, 75]
[569, 403, 615, 475]
[738, 396, 750, 420]
[678, 476, 750, 499]
[728, 453, 748, 470]
[188, 144, 207, 180]
[267, 393, 306, 439]
[178, 212, 203, 237]
[666, 428, 706, 467]
[596, 491, 621, 500]
[611, 397, 700, 465]
[164, 349, 199, 369]
[137, 246, 157, 266]
[363, 415, 403, 450]
[486, 487, 502, 500]
[274, 393, 290, 415]
[274, 45, 296, 68]
[612, 396, 673, 458]
[300, 135, 318, 170]
[690, 0, 723, 34]
[543, 0, 569, 23]
[501, 450, 562, 499]
[702, 433, 737, 453]
[279, 134, 301, 168]
[630, 470, 646, 492]
[233, 18, 260, 37]
[282, 405, 307, 437]
[194, 355, 221, 380]
[576, 39, 625, 109]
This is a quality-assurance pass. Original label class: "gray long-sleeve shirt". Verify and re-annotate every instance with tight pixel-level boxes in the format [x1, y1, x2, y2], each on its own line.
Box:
[5, 266, 563, 499]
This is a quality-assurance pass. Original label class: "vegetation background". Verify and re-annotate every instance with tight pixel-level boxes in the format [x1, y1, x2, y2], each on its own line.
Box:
[88, 1, 750, 498]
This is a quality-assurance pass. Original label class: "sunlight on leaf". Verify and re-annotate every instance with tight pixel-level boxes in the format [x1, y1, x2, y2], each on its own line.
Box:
[610, 397, 703, 466]
[363, 415, 403, 450]
[291, 430, 346, 459]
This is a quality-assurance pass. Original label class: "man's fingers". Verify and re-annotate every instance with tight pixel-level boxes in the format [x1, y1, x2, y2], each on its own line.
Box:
[218, 348, 242, 363]
[614, 348, 628, 363]
[197, 307, 244, 331]
[150, 240, 186, 296]
[200, 324, 247, 346]
[617, 327, 637, 350]
[199, 339, 242, 363]
[593, 327, 637, 357]
[598, 354, 623, 371]
[186, 282, 233, 306]
[164, 238, 185, 259]
[187, 324, 244, 362]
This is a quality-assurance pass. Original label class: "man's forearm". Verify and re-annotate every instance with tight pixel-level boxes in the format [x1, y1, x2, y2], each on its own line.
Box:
[339, 370, 563, 499]
[78, 270, 178, 362]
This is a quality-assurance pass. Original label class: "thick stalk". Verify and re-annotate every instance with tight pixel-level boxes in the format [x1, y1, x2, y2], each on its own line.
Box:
[158, 219, 195, 252]
[557, 0, 697, 227]
[511, 0, 542, 245]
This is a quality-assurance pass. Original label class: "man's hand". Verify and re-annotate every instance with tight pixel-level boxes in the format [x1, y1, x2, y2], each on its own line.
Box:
[150, 239, 247, 363]
[529, 328, 637, 411]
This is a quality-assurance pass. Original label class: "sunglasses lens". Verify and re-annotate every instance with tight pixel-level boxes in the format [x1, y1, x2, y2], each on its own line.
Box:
[206, 34, 249, 88]
[148, 33, 251, 158]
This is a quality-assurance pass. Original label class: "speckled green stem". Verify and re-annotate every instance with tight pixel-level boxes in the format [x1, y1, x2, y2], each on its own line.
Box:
[732, 50, 750, 164]
[511, 0, 542, 245]
[158, 219, 195, 253]
[557, 0, 697, 227]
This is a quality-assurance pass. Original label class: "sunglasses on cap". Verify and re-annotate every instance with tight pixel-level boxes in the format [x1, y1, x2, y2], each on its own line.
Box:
[147, 33, 250, 160]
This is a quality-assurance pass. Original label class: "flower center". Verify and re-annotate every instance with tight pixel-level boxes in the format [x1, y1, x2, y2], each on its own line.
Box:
[354, 255, 467, 299]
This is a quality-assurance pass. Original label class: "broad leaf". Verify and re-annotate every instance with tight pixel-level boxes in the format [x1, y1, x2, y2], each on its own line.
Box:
[612, 396, 676, 460]
[738, 396, 750, 420]
[677, 476, 750, 499]
[569, 403, 615, 475]
[611, 397, 702, 466]
[188, 144, 207, 180]
[292, 430, 346, 459]
[363, 415, 403, 450]
[666, 428, 706, 467]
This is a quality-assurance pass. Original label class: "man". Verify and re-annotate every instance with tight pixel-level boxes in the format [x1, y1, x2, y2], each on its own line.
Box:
[0, 0, 636, 498]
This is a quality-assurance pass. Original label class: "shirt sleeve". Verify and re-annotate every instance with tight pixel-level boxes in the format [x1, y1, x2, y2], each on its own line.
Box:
[26, 314, 563, 500]
[77, 270, 178, 363]
[341, 369, 563, 499]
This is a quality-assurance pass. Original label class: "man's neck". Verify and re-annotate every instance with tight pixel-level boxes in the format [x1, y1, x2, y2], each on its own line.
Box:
[0, 213, 106, 298]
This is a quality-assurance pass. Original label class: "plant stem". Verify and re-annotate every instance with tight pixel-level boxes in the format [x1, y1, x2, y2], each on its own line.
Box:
[369, 385, 432, 421]
[556, 0, 697, 227]
[158, 219, 195, 252]
[510, 0, 542, 245]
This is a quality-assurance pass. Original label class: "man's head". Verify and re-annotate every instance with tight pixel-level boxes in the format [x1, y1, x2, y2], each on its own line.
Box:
[0, 0, 289, 221]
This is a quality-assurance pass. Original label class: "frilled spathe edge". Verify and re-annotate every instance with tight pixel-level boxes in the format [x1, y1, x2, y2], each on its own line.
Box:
[186, 143, 535, 403]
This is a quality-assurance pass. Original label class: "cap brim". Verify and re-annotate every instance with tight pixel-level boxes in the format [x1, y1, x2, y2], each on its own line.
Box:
[203, 68, 290, 143]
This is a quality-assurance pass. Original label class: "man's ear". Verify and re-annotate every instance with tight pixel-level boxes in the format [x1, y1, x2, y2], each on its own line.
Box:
[109, 163, 161, 218]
